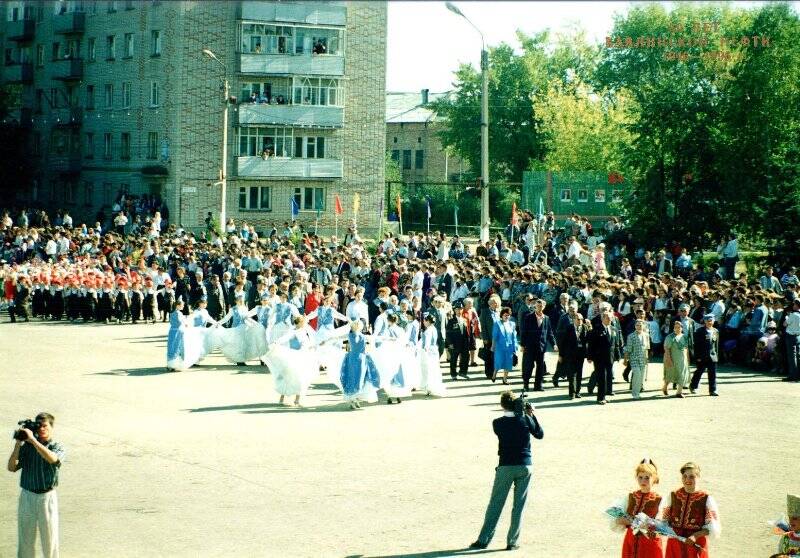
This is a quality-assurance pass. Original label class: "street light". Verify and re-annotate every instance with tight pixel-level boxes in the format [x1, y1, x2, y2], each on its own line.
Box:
[445, 1, 490, 242]
[202, 48, 230, 232]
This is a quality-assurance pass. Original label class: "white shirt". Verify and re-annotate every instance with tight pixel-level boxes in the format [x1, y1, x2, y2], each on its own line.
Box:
[567, 240, 582, 260]
[45, 239, 57, 255]
[722, 239, 738, 258]
[346, 299, 369, 324]
[785, 310, 800, 336]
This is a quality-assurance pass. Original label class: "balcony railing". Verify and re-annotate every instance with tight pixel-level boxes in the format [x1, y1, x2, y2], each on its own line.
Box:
[54, 107, 84, 127]
[54, 12, 86, 34]
[237, 156, 342, 179]
[240, 1, 346, 26]
[237, 103, 343, 128]
[2, 108, 33, 129]
[238, 52, 344, 76]
[51, 154, 82, 174]
[7, 19, 35, 41]
[53, 58, 83, 81]
[3, 63, 33, 84]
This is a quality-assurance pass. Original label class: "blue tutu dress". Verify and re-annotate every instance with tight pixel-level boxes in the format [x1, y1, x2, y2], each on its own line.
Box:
[339, 331, 381, 403]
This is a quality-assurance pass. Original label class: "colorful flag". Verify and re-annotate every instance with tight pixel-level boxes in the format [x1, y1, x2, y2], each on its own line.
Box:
[538, 196, 544, 217]
[290, 197, 299, 220]
[395, 194, 402, 219]
[334, 194, 343, 215]
[353, 193, 360, 217]
[426, 196, 431, 219]
[511, 202, 518, 225]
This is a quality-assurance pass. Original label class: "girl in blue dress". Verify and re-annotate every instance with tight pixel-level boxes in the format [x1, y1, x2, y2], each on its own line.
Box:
[372, 312, 414, 403]
[166, 298, 203, 371]
[339, 320, 381, 409]
[419, 313, 446, 396]
[492, 307, 518, 384]
[269, 291, 300, 344]
[263, 315, 320, 406]
[214, 292, 267, 365]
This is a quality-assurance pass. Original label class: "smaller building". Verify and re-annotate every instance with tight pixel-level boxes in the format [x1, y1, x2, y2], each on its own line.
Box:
[522, 170, 625, 227]
[386, 89, 467, 184]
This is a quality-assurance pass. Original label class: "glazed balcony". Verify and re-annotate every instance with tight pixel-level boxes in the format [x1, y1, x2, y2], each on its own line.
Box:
[237, 156, 342, 179]
[237, 103, 343, 128]
[54, 12, 85, 34]
[52, 58, 83, 81]
[239, 1, 346, 26]
[238, 52, 344, 77]
[7, 19, 36, 42]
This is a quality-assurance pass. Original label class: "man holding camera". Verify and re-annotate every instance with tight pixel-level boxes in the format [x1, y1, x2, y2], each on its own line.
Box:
[7, 412, 66, 558]
[469, 391, 544, 551]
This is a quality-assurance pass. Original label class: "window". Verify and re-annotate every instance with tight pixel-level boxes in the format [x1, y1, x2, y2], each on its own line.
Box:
[86, 85, 95, 110]
[594, 189, 606, 203]
[106, 35, 115, 60]
[103, 84, 113, 108]
[240, 24, 295, 54]
[84, 181, 93, 205]
[64, 182, 75, 204]
[122, 82, 131, 108]
[66, 39, 79, 59]
[51, 42, 61, 61]
[577, 189, 588, 202]
[415, 149, 424, 170]
[88, 38, 96, 61]
[32, 132, 42, 156]
[124, 33, 133, 58]
[120, 132, 130, 159]
[103, 133, 112, 159]
[150, 30, 161, 56]
[294, 26, 342, 55]
[391, 150, 399, 163]
[125, 0, 134, 9]
[107, 1, 116, 13]
[35, 89, 43, 113]
[611, 190, 623, 203]
[85, 132, 94, 158]
[293, 187, 325, 211]
[238, 127, 293, 157]
[50, 87, 61, 109]
[147, 132, 158, 159]
[291, 77, 343, 107]
[402, 149, 411, 170]
[36, 45, 44, 67]
[102, 182, 113, 205]
[560, 189, 572, 202]
[149, 81, 159, 106]
[294, 136, 325, 159]
[239, 185, 271, 210]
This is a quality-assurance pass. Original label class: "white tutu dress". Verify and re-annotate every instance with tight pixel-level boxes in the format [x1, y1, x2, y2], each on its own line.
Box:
[262, 326, 320, 397]
[212, 305, 268, 363]
[166, 310, 204, 370]
[419, 326, 446, 396]
[190, 307, 219, 360]
[372, 325, 415, 398]
[269, 301, 300, 344]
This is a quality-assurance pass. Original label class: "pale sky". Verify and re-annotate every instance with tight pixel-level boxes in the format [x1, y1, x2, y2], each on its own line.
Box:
[386, 1, 798, 93]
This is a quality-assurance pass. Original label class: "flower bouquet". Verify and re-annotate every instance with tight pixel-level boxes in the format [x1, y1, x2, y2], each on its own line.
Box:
[769, 517, 791, 536]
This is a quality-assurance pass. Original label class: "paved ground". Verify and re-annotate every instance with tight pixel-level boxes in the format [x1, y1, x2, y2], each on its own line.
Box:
[0, 320, 795, 558]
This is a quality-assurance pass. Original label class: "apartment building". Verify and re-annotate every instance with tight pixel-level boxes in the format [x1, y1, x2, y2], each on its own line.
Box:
[1, 1, 386, 231]
[386, 89, 468, 184]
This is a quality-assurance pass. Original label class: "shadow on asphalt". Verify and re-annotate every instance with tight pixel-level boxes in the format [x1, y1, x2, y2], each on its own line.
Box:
[349, 548, 501, 557]
[93, 367, 176, 376]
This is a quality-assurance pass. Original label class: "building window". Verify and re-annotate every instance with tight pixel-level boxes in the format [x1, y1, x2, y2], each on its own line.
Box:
[88, 38, 96, 61]
[560, 189, 572, 202]
[577, 189, 588, 203]
[147, 132, 158, 159]
[51, 42, 61, 61]
[402, 150, 411, 170]
[238, 127, 293, 157]
[65, 182, 75, 204]
[50, 87, 61, 109]
[124, 33, 134, 58]
[86, 85, 95, 110]
[291, 77, 343, 107]
[106, 35, 115, 60]
[84, 181, 93, 205]
[594, 189, 606, 203]
[85, 132, 94, 158]
[239, 185, 271, 211]
[120, 132, 130, 159]
[107, 1, 116, 13]
[293, 187, 325, 211]
[125, 0, 134, 9]
[122, 82, 131, 108]
[294, 136, 325, 159]
[393, 137, 397, 144]
[66, 39, 79, 59]
[391, 150, 399, 163]
[103, 132, 112, 159]
[415, 149, 424, 170]
[36, 45, 44, 67]
[150, 30, 161, 56]
[32, 132, 42, 156]
[611, 190, 623, 203]
[149, 81, 159, 106]
[103, 84, 113, 108]
[35, 89, 43, 113]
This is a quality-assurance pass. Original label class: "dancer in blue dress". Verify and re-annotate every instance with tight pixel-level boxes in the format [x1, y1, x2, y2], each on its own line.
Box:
[372, 312, 415, 404]
[214, 292, 267, 365]
[262, 315, 321, 406]
[166, 298, 203, 371]
[270, 291, 300, 344]
[189, 297, 218, 364]
[492, 307, 518, 384]
[339, 320, 381, 409]
[419, 313, 446, 396]
[305, 294, 349, 378]
[253, 293, 274, 366]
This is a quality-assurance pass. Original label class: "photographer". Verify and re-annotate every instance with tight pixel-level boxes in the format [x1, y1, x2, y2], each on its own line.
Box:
[469, 391, 544, 551]
[7, 412, 66, 558]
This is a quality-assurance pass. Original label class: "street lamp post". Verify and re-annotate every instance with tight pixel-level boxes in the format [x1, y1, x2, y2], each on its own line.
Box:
[445, 2, 490, 243]
[202, 48, 229, 232]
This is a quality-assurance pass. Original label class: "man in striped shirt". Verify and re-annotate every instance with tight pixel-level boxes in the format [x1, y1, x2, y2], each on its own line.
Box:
[7, 412, 66, 558]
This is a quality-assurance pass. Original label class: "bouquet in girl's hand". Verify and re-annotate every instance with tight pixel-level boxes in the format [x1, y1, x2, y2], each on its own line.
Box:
[630, 512, 658, 537]
[651, 519, 704, 550]
[769, 517, 791, 536]
[605, 506, 631, 521]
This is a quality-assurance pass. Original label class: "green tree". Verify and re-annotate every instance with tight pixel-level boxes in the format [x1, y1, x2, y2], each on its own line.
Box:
[385, 150, 401, 183]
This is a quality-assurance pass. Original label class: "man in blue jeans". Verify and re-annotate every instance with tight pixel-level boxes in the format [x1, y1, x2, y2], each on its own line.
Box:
[470, 391, 544, 551]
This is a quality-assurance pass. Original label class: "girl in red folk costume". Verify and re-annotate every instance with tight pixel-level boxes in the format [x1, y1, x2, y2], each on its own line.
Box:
[663, 462, 721, 558]
[611, 459, 664, 558]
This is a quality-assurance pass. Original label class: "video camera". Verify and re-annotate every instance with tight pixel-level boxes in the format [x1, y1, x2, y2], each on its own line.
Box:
[513, 390, 533, 417]
[12, 419, 40, 441]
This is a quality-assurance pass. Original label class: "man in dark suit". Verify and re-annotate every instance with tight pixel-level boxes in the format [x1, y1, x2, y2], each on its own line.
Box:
[173, 267, 191, 315]
[521, 299, 557, 392]
[188, 270, 207, 310]
[435, 263, 453, 301]
[690, 314, 720, 396]
[556, 310, 589, 399]
[550, 293, 571, 386]
[655, 250, 673, 275]
[479, 295, 501, 380]
[204, 274, 227, 321]
[446, 310, 471, 379]
[587, 311, 618, 404]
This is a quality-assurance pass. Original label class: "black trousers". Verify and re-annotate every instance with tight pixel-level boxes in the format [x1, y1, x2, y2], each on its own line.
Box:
[690, 359, 718, 393]
[449, 347, 470, 378]
[482, 340, 493, 379]
[522, 349, 547, 389]
[589, 361, 614, 401]
[565, 358, 584, 396]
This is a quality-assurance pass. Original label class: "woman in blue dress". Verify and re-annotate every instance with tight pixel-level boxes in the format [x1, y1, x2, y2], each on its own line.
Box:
[339, 320, 381, 409]
[372, 312, 414, 404]
[492, 307, 518, 384]
[166, 298, 203, 371]
[419, 313, 446, 396]
[305, 294, 349, 379]
[253, 293, 274, 366]
[269, 290, 300, 344]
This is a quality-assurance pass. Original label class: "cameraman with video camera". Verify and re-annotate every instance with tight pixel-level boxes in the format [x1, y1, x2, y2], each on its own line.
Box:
[7, 412, 66, 558]
[469, 391, 543, 551]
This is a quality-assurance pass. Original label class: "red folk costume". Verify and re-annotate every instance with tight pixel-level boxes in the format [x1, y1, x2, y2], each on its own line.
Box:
[663, 488, 721, 558]
[304, 291, 322, 330]
[612, 491, 664, 558]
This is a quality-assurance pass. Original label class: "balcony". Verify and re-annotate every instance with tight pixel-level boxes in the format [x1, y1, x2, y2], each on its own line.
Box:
[3, 63, 33, 84]
[54, 12, 85, 34]
[53, 58, 83, 81]
[7, 19, 35, 41]
[51, 154, 82, 174]
[238, 103, 343, 128]
[240, 1, 346, 26]
[238, 53, 344, 76]
[2, 108, 33, 129]
[54, 107, 84, 127]
[237, 156, 342, 179]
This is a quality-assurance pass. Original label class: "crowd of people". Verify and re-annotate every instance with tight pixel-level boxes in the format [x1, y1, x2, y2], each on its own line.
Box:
[2, 205, 799, 408]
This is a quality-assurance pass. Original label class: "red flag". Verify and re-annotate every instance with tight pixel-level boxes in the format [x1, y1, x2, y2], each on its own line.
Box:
[334, 194, 343, 215]
[511, 202, 518, 225]
[396, 195, 402, 219]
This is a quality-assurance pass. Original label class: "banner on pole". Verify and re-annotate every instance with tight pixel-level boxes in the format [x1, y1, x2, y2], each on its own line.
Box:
[353, 193, 360, 218]
[334, 194, 343, 215]
[511, 202, 518, 225]
[290, 197, 299, 220]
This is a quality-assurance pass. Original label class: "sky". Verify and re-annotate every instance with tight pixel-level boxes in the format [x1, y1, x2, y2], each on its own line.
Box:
[386, 1, 798, 93]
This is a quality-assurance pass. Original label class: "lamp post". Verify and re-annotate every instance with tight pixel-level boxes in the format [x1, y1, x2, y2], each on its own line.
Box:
[445, 2, 489, 243]
[202, 48, 229, 231]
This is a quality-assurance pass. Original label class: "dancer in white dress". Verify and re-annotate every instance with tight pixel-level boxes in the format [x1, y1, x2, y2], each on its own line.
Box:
[339, 320, 381, 409]
[419, 313, 446, 396]
[372, 312, 415, 403]
[253, 293, 274, 366]
[404, 310, 423, 389]
[262, 315, 320, 406]
[270, 291, 300, 344]
[189, 297, 218, 362]
[166, 298, 204, 371]
[305, 294, 349, 379]
[214, 292, 268, 365]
